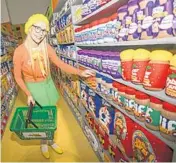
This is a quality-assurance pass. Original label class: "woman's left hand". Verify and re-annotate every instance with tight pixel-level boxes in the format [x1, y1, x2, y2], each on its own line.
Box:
[80, 69, 95, 78]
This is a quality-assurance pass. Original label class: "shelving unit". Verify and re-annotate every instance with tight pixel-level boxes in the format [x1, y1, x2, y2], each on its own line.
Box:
[63, 90, 104, 162]
[60, 54, 77, 61]
[79, 64, 176, 105]
[59, 42, 74, 45]
[76, 37, 176, 47]
[75, 0, 128, 25]
[1, 31, 18, 138]
[50, 0, 176, 161]
[80, 80, 176, 151]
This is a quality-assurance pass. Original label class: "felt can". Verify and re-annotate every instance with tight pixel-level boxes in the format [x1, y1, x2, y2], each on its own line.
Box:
[160, 102, 176, 142]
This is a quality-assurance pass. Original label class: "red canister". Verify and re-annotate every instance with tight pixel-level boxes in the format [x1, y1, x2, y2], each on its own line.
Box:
[143, 50, 173, 90]
[165, 55, 176, 98]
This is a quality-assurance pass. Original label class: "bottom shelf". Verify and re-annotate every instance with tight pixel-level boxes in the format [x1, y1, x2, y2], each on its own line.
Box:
[63, 91, 103, 161]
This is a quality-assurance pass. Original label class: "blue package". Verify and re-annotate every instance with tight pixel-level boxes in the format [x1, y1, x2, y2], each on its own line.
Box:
[80, 81, 89, 108]
[88, 88, 102, 118]
[96, 73, 102, 92]
[99, 99, 115, 135]
[105, 77, 113, 100]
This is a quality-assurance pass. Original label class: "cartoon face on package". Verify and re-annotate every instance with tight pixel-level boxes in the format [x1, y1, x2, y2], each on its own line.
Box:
[80, 82, 88, 108]
[99, 99, 115, 134]
[132, 130, 156, 162]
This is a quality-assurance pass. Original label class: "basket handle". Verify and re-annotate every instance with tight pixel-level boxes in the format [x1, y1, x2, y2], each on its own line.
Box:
[25, 101, 42, 128]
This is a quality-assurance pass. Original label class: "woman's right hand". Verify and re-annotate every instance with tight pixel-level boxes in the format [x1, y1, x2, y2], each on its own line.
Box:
[27, 96, 35, 106]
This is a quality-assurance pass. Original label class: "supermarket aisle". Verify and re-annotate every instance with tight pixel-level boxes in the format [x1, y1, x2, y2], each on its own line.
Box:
[1, 89, 99, 162]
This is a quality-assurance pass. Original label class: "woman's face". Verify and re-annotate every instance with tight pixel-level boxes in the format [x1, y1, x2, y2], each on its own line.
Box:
[29, 21, 47, 44]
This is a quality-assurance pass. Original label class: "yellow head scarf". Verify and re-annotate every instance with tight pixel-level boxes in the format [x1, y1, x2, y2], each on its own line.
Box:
[25, 14, 49, 34]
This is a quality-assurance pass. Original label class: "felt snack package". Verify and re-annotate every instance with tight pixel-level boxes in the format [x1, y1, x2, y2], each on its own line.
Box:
[99, 99, 115, 135]
[132, 123, 173, 162]
[80, 81, 89, 108]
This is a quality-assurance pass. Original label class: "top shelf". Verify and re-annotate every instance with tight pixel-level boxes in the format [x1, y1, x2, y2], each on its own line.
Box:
[75, 0, 128, 25]
[76, 37, 176, 47]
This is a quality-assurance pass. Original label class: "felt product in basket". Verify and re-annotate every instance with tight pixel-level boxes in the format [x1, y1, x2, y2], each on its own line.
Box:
[80, 81, 88, 108]
[26, 76, 59, 106]
[113, 111, 134, 162]
[132, 123, 173, 162]
[143, 50, 173, 90]
[88, 88, 102, 118]
[98, 124, 109, 150]
[10, 106, 57, 140]
[98, 99, 115, 135]
[165, 55, 176, 98]
[160, 102, 176, 142]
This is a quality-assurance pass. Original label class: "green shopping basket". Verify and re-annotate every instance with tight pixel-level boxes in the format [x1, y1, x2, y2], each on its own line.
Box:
[10, 101, 57, 140]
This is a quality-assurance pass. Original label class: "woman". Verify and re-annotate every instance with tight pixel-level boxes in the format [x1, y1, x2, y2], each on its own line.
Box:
[13, 14, 95, 159]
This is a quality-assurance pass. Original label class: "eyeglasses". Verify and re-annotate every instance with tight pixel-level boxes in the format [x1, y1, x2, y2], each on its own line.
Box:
[32, 25, 48, 35]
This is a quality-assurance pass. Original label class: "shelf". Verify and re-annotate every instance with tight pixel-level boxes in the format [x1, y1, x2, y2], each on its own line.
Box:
[79, 64, 176, 105]
[76, 37, 176, 47]
[59, 42, 74, 45]
[60, 54, 77, 61]
[75, 0, 128, 25]
[54, 0, 82, 13]
[81, 80, 176, 150]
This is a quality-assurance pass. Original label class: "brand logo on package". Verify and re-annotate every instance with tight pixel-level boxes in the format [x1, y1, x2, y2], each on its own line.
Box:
[89, 89, 95, 96]
[23, 132, 47, 138]
[160, 115, 176, 136]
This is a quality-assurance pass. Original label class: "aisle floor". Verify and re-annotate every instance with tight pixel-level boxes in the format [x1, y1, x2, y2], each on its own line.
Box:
[1, 89, 99, 162]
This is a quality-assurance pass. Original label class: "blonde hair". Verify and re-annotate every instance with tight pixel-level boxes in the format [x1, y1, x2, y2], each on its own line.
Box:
[24, 14, 50, 79]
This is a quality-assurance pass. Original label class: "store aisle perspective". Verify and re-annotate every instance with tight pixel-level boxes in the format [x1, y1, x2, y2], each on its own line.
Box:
[1, 89, 99, 162]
